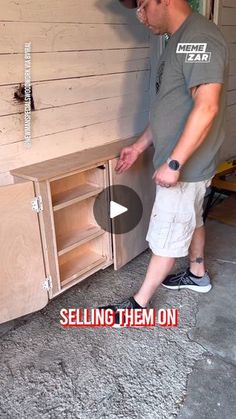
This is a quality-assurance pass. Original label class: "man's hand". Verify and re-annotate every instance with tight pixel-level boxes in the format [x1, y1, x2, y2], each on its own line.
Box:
[152, 163, 180, 187]
[115, 144, 140, 174]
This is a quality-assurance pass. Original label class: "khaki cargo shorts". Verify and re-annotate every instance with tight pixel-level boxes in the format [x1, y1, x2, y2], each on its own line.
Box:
[146, 178, 213, 258]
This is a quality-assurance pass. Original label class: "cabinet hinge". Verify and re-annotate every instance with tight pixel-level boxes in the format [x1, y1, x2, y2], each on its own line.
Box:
[32, 195, 43, 213]
[42, 276, 52, 291]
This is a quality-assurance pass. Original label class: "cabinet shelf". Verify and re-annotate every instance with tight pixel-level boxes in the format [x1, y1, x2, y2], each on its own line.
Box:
[57, 224, 104, 256]
[52, 183, 103, 211]
[59, 234, 109, 287]
[60, 249, 107, 287]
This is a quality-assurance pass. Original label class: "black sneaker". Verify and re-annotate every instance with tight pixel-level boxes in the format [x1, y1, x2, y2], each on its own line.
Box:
[162, 268, 212, 293]
[98, 296, 147, 327]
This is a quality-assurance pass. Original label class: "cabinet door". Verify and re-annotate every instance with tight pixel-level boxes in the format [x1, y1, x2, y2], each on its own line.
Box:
[109, 146, 156, 269]
[0, 182, 48, 324]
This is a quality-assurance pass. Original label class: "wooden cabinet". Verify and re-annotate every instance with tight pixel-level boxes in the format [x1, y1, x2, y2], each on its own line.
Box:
[0, 182, 48, 324]
[109, 150, 155, 269]
[0, 138, 155, 324]
[32, 161, 113, 298]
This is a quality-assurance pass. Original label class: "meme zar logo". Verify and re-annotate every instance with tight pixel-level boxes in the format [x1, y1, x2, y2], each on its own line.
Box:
[176, 43, 211, 63]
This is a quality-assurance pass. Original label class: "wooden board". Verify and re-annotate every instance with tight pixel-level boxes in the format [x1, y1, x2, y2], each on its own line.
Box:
[0, 0, 139, 24]
[226, 118, 236, 136]
[0, 22, 149, 54]
[0, 4, 150, 176]
[52, 184, 103, 211]
[208, 195, 236, 226]
[0, 71, 150, 117]
[223, 0, 236, 7]
[229, 59, 236, 76]
[57, 225, 103, 256]
[1, 113, 149, 175]
[229, 44, 236, 58]
[0, 49, 150, 85]
[227, 90, 236, 106]
[59, 233, 112, 287]
[220, 134, 236, 161]
[222, 26, 236, 43]
[226, 103, 236, 120]
[60, 251, 107, 286]
[35, 71, 150, 109]
[109, 146, 156, 270]
[228, 75, 236, 91]
[221, 6, 236, 25]
[10, 137, 136, 181]
[0, 182, 48, 324]
[0, 91, 150, 145]
[0, 172, 14, 186]
[35, 181, 61, 297]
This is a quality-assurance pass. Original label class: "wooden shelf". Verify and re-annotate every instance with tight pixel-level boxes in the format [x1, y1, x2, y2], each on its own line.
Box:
[57, 224, 104, 256]
[60, 249, 107, 287]
[208, 195, 236, 226]
[52, 183, 103, 211]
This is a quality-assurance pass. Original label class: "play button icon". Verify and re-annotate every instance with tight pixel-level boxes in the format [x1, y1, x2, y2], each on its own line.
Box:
[93, 185, 143, 234]
[110, 200, 128, 219]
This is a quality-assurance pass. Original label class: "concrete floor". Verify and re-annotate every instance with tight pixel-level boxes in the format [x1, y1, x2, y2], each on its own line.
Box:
[0, 219, 235, 419]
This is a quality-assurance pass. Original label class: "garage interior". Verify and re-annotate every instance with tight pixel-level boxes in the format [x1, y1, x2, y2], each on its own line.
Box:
[0, 1, 236, 418]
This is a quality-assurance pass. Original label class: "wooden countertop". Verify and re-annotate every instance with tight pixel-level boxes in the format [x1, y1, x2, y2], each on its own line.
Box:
[10, 137, 137, 182]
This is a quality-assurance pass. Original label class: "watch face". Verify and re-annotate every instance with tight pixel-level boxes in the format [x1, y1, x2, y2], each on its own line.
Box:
[169, 160, 180, 170]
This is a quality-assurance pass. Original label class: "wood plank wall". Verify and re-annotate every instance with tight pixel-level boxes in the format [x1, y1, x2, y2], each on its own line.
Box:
[0, 0, 151, 185]
[220, 0, 236, 159]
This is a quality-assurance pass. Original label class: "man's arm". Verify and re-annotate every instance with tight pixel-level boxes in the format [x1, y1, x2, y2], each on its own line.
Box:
[114, 124, 153, 173]
[170, 82, 223, 165]
[132, 124, 153, 155]
[152, 82, 223, 187]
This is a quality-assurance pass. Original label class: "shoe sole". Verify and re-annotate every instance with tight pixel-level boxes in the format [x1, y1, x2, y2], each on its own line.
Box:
[162, 283, 212, 293]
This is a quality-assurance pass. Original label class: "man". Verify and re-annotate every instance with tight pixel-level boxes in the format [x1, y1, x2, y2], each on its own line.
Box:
[100, 0, 229, 315]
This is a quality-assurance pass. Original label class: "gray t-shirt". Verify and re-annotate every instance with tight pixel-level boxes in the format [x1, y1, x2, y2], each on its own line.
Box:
[150, 11, 229, 182]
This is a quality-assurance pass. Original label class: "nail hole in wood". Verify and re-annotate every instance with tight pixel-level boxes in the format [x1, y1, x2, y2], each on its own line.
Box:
[14, 83, 35, 111]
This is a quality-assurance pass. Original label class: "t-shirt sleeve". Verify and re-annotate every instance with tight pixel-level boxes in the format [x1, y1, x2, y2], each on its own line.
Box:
[181, 33, 229, 89]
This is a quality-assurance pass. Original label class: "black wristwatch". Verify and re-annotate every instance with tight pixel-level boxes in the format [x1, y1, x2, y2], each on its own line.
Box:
[167, 157, 182, 171]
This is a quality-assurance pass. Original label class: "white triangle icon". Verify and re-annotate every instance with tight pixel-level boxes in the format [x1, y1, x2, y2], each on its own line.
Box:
[110, 200, 128, 219]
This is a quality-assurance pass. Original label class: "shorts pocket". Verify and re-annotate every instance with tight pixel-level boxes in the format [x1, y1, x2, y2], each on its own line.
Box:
[171, 212, 193, 245]
[151, 210, 192, 249]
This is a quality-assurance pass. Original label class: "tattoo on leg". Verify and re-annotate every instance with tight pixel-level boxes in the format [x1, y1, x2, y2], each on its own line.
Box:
[190, 257, 204, 264]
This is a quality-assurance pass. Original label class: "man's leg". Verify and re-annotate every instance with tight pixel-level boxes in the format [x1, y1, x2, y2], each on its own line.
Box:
[99, 224, 209, 314]
[98, 181, 212, 317]
[98, 254, 176, 323]
[133, 255, 175, 307]
[189, 225, 206, 277]
[162, 223, 212, 292]
[134, 225, 206, 307]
